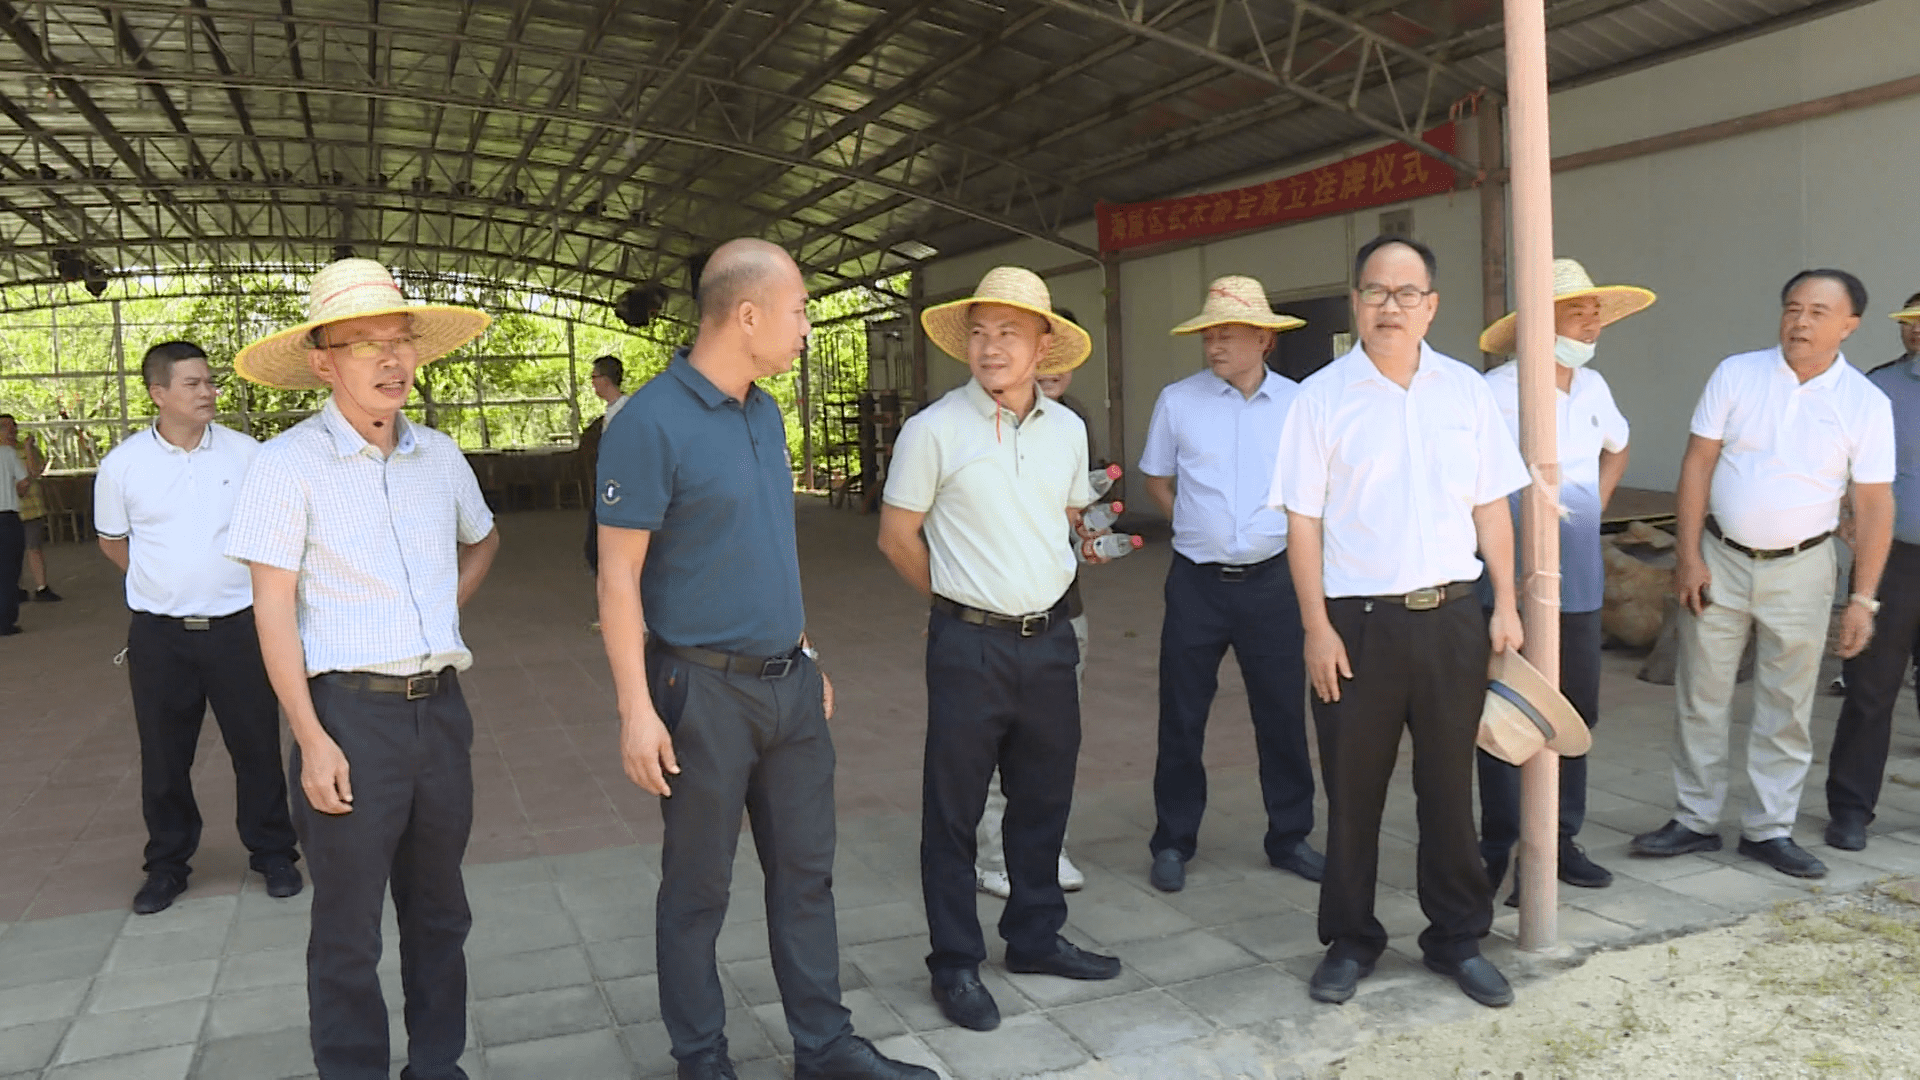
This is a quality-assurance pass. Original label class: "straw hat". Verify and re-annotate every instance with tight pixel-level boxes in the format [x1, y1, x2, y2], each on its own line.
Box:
[1891, 303, 1920, 321]
[1476, 649, 1592, 766]
[1170, 275, 1305, 335]
[920, 266, 1092, 375]
[235, 259, 491, 390]
[1477, 258, 1656, 356]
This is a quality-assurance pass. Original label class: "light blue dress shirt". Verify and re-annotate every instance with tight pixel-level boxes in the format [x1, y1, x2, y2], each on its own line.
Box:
[1139, 366, 1297, 565]
[1869, 355, 1920, 546]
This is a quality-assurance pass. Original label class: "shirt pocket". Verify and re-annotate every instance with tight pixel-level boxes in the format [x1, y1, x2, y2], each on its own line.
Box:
[1433, 423, 1481, 503]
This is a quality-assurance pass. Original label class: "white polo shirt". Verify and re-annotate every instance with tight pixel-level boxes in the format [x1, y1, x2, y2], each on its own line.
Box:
[1271, 341, 1529, 599]
[884, 379, 1094, 617]
[93, 423, 259, 618]
[0, 445, 22, 514]
[1139, 366, 1297, 564]
[1690, 347, 1895, 550]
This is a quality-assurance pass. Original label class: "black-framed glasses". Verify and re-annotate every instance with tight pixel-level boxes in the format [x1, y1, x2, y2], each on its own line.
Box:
[1356, 285, 1434, 308]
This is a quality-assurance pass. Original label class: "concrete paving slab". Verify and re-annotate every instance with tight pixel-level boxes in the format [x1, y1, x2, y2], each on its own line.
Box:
[40, 1045, 194, 1080]
[86, 959, 216, 1014]
[1048, 988, 1211, 1057]
[53, 999, 205, 1065]
[0, 984, 86, 1034]
[202, 983, 307, 1041]
[488, 1029, 632, 1080]
[1107, 929, 1260, 985]
[920, 1013, 1088, 1080]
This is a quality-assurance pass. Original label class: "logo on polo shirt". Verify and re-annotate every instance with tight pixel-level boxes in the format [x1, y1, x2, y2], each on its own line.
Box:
[601, 479, 622, 506]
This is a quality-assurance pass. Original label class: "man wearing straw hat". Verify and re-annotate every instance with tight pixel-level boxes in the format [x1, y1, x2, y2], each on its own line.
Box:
[1136, 274, 1323, 894]
[226, 258, 500, 1080]
[1633, 269, 1893, 880]
[1273, 235, 1529, 1008]
[1474, 258, 1651, 905]
[1823, 290, 1920, 852]
[879, 265, 1122, 1033]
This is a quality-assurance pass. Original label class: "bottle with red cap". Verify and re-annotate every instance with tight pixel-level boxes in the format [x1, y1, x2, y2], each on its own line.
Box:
[1089, 463, 1122, 500]
[1081, 500, 1123, 532]
[1084, 533, 1144, 560]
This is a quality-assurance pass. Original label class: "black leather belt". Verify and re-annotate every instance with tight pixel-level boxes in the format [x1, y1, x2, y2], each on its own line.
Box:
[317, 667, 456, 701]
[136, 608, 251, 632]
[1191, 550, 1286, 582]
[654, 641, 804, 680]
[1706, 517, 1831, 561]
[932, 594, 1071, 637]
[1360, 580, 1479, 611]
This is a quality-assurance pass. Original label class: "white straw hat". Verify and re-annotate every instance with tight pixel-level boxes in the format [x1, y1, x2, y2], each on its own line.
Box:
[235, 259, 491, 390]
[1170, 275, 1305, 335]
[1891, 304, 1920, 321]
[1477, 649, 1592, 766]
[920, 266, 1092, 375]
[1478, 258, 1655, 356]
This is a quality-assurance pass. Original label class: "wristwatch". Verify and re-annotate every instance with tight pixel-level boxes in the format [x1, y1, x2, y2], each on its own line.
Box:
[1850, 593, 1881, 615]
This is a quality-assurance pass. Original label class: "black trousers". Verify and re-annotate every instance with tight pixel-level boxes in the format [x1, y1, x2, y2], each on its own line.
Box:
[648, 646, 853, 1068]
[127, 609, 297, 877]
[1313, 594, 1491, 964]
[292, 673, 474, 1080]
[1829, 540, 1920, 821]
[0, 510, 20, 630]
[583, 502, 599, 575]
[923, 605, 1081, 974]
[1152, 552, 1314, 862]
[1476, 608, 1602, 879]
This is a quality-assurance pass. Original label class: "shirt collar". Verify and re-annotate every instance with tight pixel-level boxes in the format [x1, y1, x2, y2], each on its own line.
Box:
[1343, 339, 1440, 388]
[1206, 366, 1282, 401]
[322, 396, 418, 458]
[1774, 345, 1848, 391]
[668, 347, 763, 411]
[963, 377, 1052, 422]
[147, 423, 215, 455]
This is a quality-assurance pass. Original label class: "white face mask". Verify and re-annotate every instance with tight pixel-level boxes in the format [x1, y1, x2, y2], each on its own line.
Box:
[1554, 335, 1597, 368]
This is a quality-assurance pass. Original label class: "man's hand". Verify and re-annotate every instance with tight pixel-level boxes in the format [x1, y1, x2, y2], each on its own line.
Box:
[299, 736, 354, 814]
[1673, 552, 1712, 615]
[821, 668, 836, 720]
[621, 707, 680, 797]
[1836, 601, 1875, 659]
[1488, 603, 1525, 655]
[1304, 622, 1352, 703]
[12, 478, 25, 497]
[1079, 536, 1114, 565]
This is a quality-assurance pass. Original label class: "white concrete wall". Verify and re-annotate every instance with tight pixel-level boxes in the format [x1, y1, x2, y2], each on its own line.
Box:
[920, 0, 1920, 503]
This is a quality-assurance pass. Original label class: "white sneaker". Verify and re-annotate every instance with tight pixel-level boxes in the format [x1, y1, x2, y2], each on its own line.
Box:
[975, 869, 1011, 898]
[1059, 852, 1085, 892]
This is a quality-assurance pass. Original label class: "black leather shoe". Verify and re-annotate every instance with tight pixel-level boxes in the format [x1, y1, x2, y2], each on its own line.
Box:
[931, 968, 1000, 1031]
[1558, 839, 1613, 888]
[32, 587, 61, 602]
[1504, 887, 1520, 909]
[796, 1035, 937, 1080]
[261, 857, 304, 899]
[1004, 937, 1122, 981]
[1149, 849, 1186, 892]
[1269, 840, 1326, 883]
[1738, 837, 1827, 879]
[1307, 952, 1375, 1004]
[132, 871, 188, 915]
[676, 1047, 738, 1080]
[1424, 954, 1513, 1007]
[1825, 811, 1869, 852]
[1630, 820, 1722, 857]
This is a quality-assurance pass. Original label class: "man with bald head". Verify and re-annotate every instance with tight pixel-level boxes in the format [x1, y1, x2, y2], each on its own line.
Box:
[598, 239, 932, 1080]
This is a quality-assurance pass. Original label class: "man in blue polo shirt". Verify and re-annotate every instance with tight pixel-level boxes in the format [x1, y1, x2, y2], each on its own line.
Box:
[596, 238, 931, 1080]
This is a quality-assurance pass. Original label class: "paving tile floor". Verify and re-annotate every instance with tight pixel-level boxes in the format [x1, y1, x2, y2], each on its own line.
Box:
[5, 501, 1920, 1078]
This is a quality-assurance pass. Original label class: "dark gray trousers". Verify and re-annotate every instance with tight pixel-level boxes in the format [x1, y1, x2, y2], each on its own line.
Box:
[1830, 539, 1920, 821]
[291, 673, 474, 1080]
[0, 510, 20, 631]
[647, 646, 853, 1068]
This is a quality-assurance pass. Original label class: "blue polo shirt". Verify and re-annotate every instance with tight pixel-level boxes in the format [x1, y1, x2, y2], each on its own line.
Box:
[596, 349, 805, 656]
[1869, 354, 1920, 546]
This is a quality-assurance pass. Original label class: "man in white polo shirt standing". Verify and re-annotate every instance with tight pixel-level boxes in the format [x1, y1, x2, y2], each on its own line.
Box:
[94, 341, 301, 915]
[1138, 275, 1322, 894]
[1633, 269, 1894, 880]
[879, 266, 1122, 1034]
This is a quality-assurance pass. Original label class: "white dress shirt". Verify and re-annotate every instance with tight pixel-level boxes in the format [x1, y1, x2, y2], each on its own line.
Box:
[1690, 347, 1895, 550]
[1139, 367, 1297, 564]
[1271, 341, 1529, 598]
[0, 444, 22, 514]
[603, 392, 631, 428]
[225, 398, 496, 676]
[884, 379, 1094, 616]
[93, 424, 259, 617]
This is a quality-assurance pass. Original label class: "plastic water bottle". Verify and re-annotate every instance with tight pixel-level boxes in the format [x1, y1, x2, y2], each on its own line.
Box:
[1089, 463, 1122, 499]
[1082, 500, 1123, 532]
[1085, 533, 1143, 560]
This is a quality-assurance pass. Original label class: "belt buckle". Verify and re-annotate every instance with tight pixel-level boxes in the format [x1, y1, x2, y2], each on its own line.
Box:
[1019, 613, 1051, 637]
[404, 673, 438, 700]
[1218, 565, 1247, 583]
[1403, 587, 1442, 611]
[759, 655, 794, 680]
[182, 617, 211, 632]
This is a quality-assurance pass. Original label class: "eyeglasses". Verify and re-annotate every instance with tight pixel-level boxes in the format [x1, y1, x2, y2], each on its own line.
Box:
[1356, 285, 1434, 308]
[325, 335, 419, 361]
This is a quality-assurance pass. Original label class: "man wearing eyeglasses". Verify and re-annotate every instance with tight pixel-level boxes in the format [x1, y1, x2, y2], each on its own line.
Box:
[227, 260, 500, 1080]
[1273, 235, 1529, 1009]
[93, 342, 302, 916]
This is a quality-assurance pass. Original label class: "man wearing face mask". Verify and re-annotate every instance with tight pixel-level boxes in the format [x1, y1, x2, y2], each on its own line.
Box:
[1474, 259, 1653, 905]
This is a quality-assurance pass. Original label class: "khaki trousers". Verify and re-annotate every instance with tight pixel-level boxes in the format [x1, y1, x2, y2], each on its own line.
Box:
[1673, 534, 1837, 842]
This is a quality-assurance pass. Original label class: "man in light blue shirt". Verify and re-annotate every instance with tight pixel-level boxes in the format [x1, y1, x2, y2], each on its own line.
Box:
[1138, 275, 1322, 892]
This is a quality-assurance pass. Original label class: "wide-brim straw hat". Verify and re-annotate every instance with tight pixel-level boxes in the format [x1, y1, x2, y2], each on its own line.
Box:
[1170, 275, 1306, 335]
[1891, 304, 1920, 321]
[920, 266, 1092, 375]
[235, 258, 491, 390]
[1478, 258, 1656, 356]
[1477, 648, 1592, 766]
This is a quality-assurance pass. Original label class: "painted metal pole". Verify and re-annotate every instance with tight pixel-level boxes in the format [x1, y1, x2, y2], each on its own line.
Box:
[1503, 0, 1562, 951]
[1478, 105, 1508, 373]
[1103, 258, 1126, 487]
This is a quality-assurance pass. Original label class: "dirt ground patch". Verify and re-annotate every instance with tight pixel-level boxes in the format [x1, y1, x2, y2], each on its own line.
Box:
[1331, 880, 1920, 1080]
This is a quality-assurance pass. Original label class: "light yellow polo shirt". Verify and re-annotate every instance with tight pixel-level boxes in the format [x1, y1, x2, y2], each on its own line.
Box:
[884, 379, 1093, 617]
